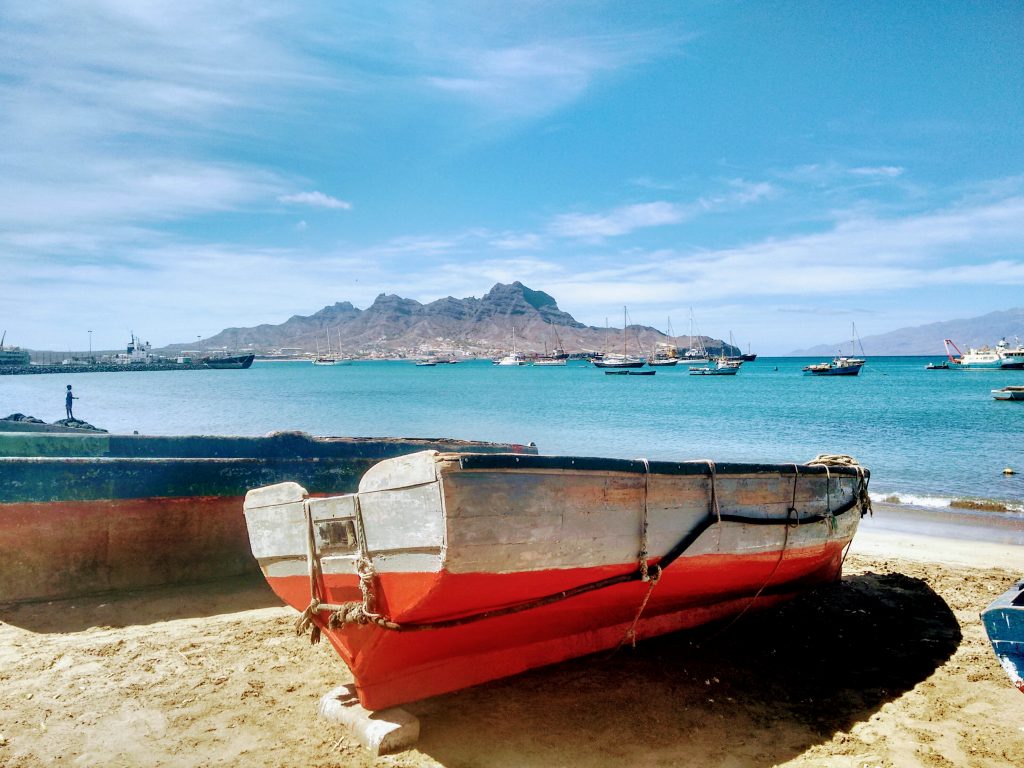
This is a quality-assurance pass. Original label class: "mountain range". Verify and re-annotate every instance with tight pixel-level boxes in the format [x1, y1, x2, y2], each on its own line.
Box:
[173, 282, 734, 358]
[165, 281, 1024, 358]
[791, 308, 1024, 357]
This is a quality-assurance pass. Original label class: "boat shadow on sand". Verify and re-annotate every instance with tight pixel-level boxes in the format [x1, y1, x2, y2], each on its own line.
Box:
[0, 573, 280, 633]
[411, 571, 960, 767]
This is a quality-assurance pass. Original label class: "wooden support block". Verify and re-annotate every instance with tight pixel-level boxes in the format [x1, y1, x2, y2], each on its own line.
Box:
[317, 684, 420, 755]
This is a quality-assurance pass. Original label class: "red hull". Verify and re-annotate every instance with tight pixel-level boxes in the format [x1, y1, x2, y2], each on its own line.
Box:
[266, 540, 848, 709]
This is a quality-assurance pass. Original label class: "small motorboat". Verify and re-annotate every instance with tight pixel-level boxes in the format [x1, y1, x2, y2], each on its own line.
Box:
[981, 578, 1024, 693]
[992, 386, 1024, 401]
[925, 361, 949, 370]
[245, 450, 870, 710]
[689, 359, 741, 376]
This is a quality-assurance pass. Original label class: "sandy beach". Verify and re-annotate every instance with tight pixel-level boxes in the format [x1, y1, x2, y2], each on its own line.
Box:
[2, 503, 1023, 768]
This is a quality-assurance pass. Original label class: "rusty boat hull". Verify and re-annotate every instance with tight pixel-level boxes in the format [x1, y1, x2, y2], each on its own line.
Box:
[245, 451, 870, 710]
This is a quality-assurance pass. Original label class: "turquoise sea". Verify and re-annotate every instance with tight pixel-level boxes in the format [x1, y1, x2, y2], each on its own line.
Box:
[2, 356, 1022, 512]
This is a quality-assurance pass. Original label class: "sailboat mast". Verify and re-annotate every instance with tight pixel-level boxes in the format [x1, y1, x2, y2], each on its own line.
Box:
[623, 306, 627, 356]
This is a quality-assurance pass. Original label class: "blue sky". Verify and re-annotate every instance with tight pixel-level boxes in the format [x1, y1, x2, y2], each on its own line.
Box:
[2, 1, 1023, 353]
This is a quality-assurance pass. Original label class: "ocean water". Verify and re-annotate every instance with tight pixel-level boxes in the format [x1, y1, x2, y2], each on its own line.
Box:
[2, 357, 1022, 510]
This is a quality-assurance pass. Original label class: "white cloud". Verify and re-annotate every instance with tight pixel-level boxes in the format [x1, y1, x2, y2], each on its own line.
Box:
[849, 166, 905, 178]
[549, 180, 777, 239]
[550, 202, 685, 239]
[277, 191, 352, 210]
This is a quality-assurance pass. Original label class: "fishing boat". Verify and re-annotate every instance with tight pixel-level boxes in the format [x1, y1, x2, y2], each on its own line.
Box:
[533, 338, 568, 366]
[414, 359, 437, 367]
[592, 307, 645, 368]
[980, 578, 1024, 693]
[648, 357, 678, 367]
[202, 353, 255, 369]
[244, 450, 870, 710]
[944, 337, 1024, 370]
[803, 324, 866, 377]
[689, 358, 741, 376]
[0, 431, 534, 604]
[992, 386, 1024, 401]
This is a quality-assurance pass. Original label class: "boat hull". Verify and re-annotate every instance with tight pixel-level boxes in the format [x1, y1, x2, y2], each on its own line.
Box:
[0, 433, 534, 604]
[803, 365, 862, 376]
[593, 360, 645, 368]
[203, 354, 255, 369]
[245, 451, 869, 709]
[690, 367, 738, 376]
[981, 579, 1024, 693]
[993, 388, 1024, 401]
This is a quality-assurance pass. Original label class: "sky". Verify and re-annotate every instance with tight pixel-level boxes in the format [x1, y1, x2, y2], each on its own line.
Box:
[2, 1, 1023, 354]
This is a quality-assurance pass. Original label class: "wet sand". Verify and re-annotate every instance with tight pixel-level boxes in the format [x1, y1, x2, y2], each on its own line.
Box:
[2, 504, 1023, 768]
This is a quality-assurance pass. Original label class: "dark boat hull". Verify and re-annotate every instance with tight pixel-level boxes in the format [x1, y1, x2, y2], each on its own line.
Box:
[203, 354, 255, 369]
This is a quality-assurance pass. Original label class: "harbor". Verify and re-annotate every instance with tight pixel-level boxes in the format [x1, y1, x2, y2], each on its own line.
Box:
[5, 2, 1024, 765]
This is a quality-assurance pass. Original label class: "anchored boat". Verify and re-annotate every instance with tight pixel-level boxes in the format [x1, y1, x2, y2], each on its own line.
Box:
[203, 353, 255, 369]
[981, 578, 1024, 693]
[803, 323, 866, 376]
[944, 337, 1024, 370]
[244, 450, 870, 710]
[992, 386, 1024, 401]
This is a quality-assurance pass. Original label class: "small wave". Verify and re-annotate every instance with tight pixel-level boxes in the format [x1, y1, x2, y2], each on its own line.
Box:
[871, 491, 1024, 517]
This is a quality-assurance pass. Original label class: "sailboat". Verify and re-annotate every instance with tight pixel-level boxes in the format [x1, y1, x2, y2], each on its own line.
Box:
[534, 327, 569, 366]
[803, 323, 866, 376]
[494, 326, 528, 365]
[681, 309, 710, 364]
[312, 331, 337, 365]
[334, 328, 353, 365]
[592, 307, 645, 368]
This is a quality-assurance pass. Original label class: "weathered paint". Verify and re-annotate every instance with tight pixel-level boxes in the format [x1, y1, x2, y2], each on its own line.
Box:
[980, 579, 1024, 693]
[245, 450, 869, 709]
[0, 433, 535, 604]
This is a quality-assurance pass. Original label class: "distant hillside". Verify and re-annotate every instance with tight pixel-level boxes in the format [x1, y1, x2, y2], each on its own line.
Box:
[790, 308, 1024, 356]
[167, 282, 737, 358]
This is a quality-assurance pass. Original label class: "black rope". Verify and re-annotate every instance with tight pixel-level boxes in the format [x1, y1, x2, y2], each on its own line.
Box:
[329, 470, 866, 633]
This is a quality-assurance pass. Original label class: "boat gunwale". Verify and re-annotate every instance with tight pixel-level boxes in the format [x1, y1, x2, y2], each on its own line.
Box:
[450, 452, 869, 478]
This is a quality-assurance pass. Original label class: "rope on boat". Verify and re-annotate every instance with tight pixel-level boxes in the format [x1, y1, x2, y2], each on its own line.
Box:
[295, 456, 871, 639]
[639, 458, 652, 582]
[807, 454, 873, 518]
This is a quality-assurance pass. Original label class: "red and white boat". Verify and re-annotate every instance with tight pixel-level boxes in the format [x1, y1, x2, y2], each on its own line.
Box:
[244, 451, 870, 710]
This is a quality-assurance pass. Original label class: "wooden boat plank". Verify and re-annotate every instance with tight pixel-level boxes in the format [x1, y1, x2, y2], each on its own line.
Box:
[361, 484, 444, 554]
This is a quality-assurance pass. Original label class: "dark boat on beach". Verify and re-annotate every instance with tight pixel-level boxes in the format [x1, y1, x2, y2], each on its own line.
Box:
[203, 354, 255, 369]
[981, 578, 1024, 693]
[0, 430, 534, 604]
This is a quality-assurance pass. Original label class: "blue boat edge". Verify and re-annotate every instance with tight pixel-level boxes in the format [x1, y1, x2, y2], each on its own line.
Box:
[980, 577, 1024, 693]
